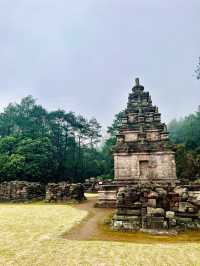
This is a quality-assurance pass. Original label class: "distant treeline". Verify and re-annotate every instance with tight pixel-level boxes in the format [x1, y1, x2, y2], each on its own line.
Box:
[0, 96, 112, 183]
[168, 111, 200, 180]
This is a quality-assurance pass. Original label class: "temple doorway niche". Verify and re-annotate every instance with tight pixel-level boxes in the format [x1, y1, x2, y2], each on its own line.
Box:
[139, 160, 149, 179]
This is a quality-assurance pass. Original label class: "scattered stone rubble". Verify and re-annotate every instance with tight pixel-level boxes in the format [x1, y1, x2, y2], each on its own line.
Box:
[45, 182, 85, 202]
[112, 183, 200, 233]
[0, 181, 45, 202]
[84, 177, 113, 193]
[84, 177, 100, 192]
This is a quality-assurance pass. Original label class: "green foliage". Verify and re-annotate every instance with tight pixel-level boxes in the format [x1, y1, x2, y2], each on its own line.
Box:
[168, 111, 200, 180]
[96, 112, 123, 179]
[0, 96, 103, 183]
[107, 111, 124, 136]
[168, 112, 200, 149]
[96, 174, 113, 180]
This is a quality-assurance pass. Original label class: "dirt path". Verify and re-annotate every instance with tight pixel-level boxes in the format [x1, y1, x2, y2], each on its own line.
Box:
[64, 194, 200, 243]
[65, 195, 114, 241]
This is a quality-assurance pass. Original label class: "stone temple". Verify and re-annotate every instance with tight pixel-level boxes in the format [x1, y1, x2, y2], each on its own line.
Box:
[97, 79, 200, 233]
[97, 78, 177, 208]
[113, 78, 176, 184]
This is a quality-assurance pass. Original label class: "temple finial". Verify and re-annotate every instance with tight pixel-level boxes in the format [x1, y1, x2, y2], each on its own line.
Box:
[135, 77, 140, 86]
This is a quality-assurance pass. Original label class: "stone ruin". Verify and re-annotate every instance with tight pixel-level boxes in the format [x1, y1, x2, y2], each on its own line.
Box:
[114, 78, 176, 184]
[45, 182, 85, 202]
[0, 181, 85, 203]
[97, 183, 118, 208]
[97, 78, 200, 233]
[0, 181, 45, 202]
[84, 177, 113, 193]
[112, 183, 200, 233]
[84, 177, 100, 192]
[97, 78, 177, 208]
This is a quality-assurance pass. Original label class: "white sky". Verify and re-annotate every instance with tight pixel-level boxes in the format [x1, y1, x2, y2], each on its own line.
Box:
[0, 0, 199, 130]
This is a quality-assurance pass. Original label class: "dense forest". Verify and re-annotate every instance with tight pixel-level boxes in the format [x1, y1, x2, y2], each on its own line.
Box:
[0, 96, 113, 183]
[168, 111, 200, 181]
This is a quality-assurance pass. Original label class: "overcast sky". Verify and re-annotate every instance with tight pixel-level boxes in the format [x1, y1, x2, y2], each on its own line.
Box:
[0, 0, 199, 130]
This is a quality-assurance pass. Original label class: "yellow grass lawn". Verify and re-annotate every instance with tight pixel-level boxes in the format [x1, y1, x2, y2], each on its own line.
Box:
[0, 203, 200, 266]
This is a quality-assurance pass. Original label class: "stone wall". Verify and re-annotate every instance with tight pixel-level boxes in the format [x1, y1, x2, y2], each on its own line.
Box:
[114, 151, 176, 183]
[0, 181, 86, 202]
[112, 183, 200, 233]
[45, 182, 85, 202]
[0, 181, 45, 202]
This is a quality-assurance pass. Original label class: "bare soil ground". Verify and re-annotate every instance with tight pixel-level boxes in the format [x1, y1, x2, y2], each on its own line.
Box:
[65, 195, 114, 241]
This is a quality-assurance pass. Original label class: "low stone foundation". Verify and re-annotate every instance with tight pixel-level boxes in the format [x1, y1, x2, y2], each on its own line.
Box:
[45, 182, 85, 202]
[0, 181, 45, 202]
[95, 183, 117, 208]
[96, 180, 138, 208]
[112, 183, 200, 233]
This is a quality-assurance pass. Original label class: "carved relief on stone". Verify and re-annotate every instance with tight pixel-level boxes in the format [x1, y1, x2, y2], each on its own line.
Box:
[122, 117, 128, 124]
[138, 116, 145, 122]
[125, 132, 138, 142]
[153, 114, 161, 121]
[160, 133, 168, 140]
[145, 116, 153, 122]
[128, 114, 136, 123]
[146, 131, 160, 141]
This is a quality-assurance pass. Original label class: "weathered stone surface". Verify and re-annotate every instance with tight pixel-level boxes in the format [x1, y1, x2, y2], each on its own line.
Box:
[95, 185, 117, 208]
[147, 207, 165, 217]
[188, 191, 200, 205]
[147, 198, 156, 208]
[45, 182, 85, 202]
[166, 211, 175, 219]
[84, 177, 113, 192]
[0, 181, 45, 202]
[155, 187, 167, 197]
[168, 218, 177, 227]
[178, 202, 195, 213]
[117, 209, 141, 216]
[113, 78, 176, 184]
[148, 191, 158, 199]
[174, 186, 188, 196]
[97, 79, 177, 209]
[112, 183, 200, 233]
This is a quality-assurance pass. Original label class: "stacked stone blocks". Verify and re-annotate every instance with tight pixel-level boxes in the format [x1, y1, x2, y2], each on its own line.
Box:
[0, 181, 45, 202]
[0, 181, 85, 202]
[112, 183, 200, 232]
[45, 182, 85, 202]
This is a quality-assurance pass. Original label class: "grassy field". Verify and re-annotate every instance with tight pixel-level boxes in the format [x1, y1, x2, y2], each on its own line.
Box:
[0, 201, 200, 266]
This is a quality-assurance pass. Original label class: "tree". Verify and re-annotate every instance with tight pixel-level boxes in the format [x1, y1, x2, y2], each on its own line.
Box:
[88, 118, 102, 148]
[168, 111, 200, 180]
[16, 138, 57, 183]
[107, 111, 124, 137]
[93, 111, 124, 180]
[0, 96, 104, 183]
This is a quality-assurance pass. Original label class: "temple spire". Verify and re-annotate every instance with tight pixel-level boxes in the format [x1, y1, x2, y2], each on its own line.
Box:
[132, 77, 144, 92]
[135, 77, 140, 86]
